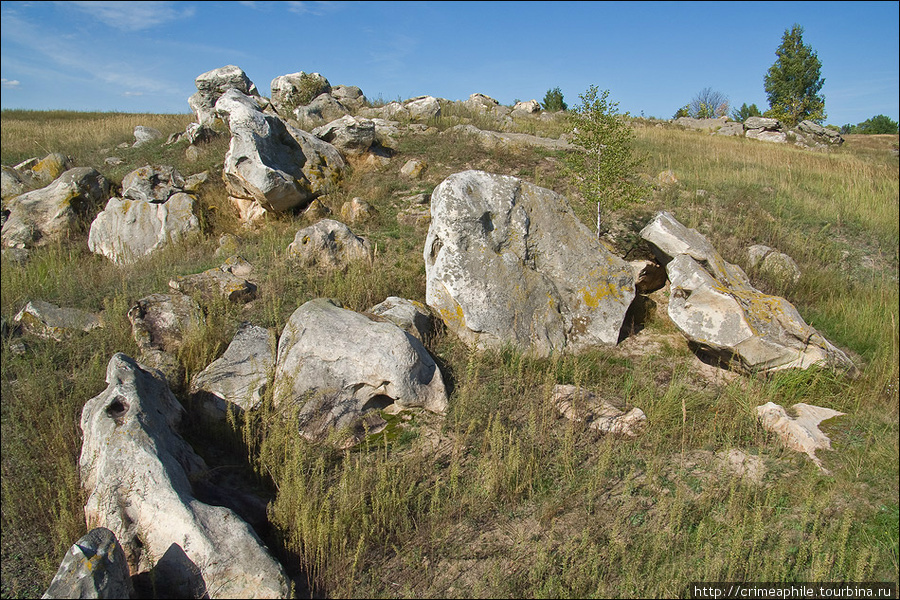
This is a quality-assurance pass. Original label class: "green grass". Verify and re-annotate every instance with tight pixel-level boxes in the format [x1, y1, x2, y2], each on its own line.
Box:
[1, 110, 897, 598]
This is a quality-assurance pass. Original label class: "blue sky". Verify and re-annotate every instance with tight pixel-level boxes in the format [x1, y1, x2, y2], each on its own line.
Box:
[1, 1, 898, 127]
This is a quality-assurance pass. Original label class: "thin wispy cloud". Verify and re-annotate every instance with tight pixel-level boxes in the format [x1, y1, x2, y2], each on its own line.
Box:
[286, 1, 338, 17]
[2, 78, 22, 88]
[62, 1, 196, 32]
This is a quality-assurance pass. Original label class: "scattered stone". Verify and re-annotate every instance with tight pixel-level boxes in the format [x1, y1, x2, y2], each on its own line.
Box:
[121, 164, 185, 203]
[756, 402, 845, 473]
[400, 159, 427, 178]
[397, 206, 431, 228]
[511, 99, 541, 117]
[182, 170, 209, 193]
[168, 258, 257, 303]
[104, 156, 124, 166]
[795, 120, 844, 146]
[132, 125, 163, 148]
[340, 197, 376, 224]
[191, 323, 275, 420]
[13, 300, 102, 340]
[42, 527, 134, 600]
[273, 299, 448, 447]
[80, 353, 290, 598]
[425, 170, 635, 356]
[302, 198, 332, 221]
[657, 169, 678, 186]
[368, 296, 434, 342]
[640, 211, 855, 375]
[31, 152, 74, 185]
[215, 89, 345, 216]
[88, 193, 201, 264]
[2, 168, 110, 249]
[551, 384, 646, 437]
[747, 244, 801, 285]
[287, 218, 373, 269]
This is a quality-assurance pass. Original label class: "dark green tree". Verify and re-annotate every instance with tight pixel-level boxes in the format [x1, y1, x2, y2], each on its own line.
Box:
[764, 24, 825, 126]
[731, 102, 762, 122]
[541, 87, 567, 111]
[857, 114, 899, 134]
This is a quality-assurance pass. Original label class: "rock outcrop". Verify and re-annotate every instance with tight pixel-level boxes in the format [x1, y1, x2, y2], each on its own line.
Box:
[121, 164, 186, 203]
[189, 64, 259, 125]
[640, 211, 855, 375]
[215, 89, 345, 218]
[2, 168, 110, 249]
[80, 353, 290, 598]
[312, 115, 376, 154]
[274, 299, 448, 447]
[424, 170, 635, 356]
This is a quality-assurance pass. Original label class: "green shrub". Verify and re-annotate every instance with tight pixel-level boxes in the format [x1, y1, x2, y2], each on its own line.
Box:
[541, 87, 567, 112]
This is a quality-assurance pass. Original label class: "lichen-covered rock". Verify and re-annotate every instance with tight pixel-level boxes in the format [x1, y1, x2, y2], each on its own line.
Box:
[13, 300, 102, 340]
[424, 170, 635, 356]
[287, 218, 373, 269]
[191, 323, 275, 420]
[121, 164, 185, 203]
[42, 527, 133, 600]
[88, 193, 201, 264]
[80, 353, 290, 598]
[270, 71, 332, 117]
[169, 257, 257, 303]
[404, 95, 441, 120]
[641, 211, 855, 375]
[215, 89, 345, 216]
[274, 299, 448, 447]
[2, 168, 110, 249]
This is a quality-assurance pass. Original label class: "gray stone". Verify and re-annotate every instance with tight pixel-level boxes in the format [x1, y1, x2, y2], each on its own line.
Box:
[42, 527, 133, 600]
[168, 258, 257, 303]
[746, 129, 787, 143]
[30, 153, 75, 185]
[424, 170, 635, 356]
[404, 95, 441, 120]
[191, 323, 275, 420]
[747, 244, 801, 285]
[511, 99, 541, 117]
[80, 353, 290, 598]
[464, 93, 501, 113]
[121, 164, 185, 203]
[1, 165, 29, 199]
[743, 116, 782, 131]
[287, 218, 373, 269]
[674, 116, 729, 131]
[270, 71, 331, 117]
[400, 159, 427, 178]
[339, 197, 376, 224]
[715, 122, 745, 136]
[795, 120, 844, 146]
[2, 168, 110, 249]
[128, 292, 203, 391]
[88, 193, 201, 264]
[13, 300, 102, 340]
[274, 299, 448, 447]
[292, 94, 351, 129]
[312, 115, 376, 154]
[640, 211, 855, 374]
[330, 85, 367, 111]
[368, 296, 434, 342]
[132, 125, 163, 148]
[215, 89, 345, 216]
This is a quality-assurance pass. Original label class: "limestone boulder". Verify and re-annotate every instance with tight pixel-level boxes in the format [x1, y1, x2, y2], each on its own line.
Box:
[88, 193, 201, 264]
[42, 527, 133, 600]
[747, 244, 801, 285]
[1, 165, 30, 199]
[400, 159, 427, 178]
[30, 152, 75, 185]
[331, 85, 367, 111]
[744, 117, 786, 143]
[464, 93, 501, 113]
[189, 65, 258, 125]
[640, 211, 855, 374]
[756, 402, 844, 473]
[13, 300, 102, 340]
[312, 115, 376, 154]
[512, 99, 541, 117]
[2, 167, 110, 249]
[270, 71, 331, 117]
[215, 89, 345, 216]
[274, 299, 448, 446]
[424, 170, 635, 356]
[368, 296, 434, 343]
[339, 197, 376, 224]
[132, 125, 162, 148]
[405, 95, 441, 121]
[191, 323, 275, 420]
[80, 353, 290, 598]
[128, 292, 203, 391]
[795, 120, 844, 146]
[286, 218, 373, 269]
[121, 164, 185, 203]
[169, 256, 257, 303]
[292, 94, 351, 129]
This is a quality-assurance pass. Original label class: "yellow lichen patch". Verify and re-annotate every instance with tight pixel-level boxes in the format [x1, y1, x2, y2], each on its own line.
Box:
[579, 281, 618, 309]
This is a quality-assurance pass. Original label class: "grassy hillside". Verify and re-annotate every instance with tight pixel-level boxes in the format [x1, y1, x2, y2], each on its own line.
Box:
[1, 108, 897, 598]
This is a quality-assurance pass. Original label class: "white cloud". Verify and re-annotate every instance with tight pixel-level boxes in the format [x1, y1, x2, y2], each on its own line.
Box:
[2, 78, 22, 88]
[286, 1, 338, 16]
[62, 1, 196, 31]
[122, 91, 144, 97]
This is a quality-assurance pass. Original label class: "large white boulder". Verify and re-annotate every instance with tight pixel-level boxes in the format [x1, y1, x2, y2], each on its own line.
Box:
[189, 64, 258, 125]
[80, 353, 290, 598]
[640, 211, 856, 374]
[424, 170, 635, 356]
[274, 299, 448, 447]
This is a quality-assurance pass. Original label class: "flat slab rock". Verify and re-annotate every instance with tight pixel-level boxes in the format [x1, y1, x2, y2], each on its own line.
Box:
[14, 300, 102, 340]
[274, 298, 448, 447]
[640, 211, 855, 375]
[551, 384, 646, 437]
[757, 402, 844, 473]
[425, 170, 634, 356]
